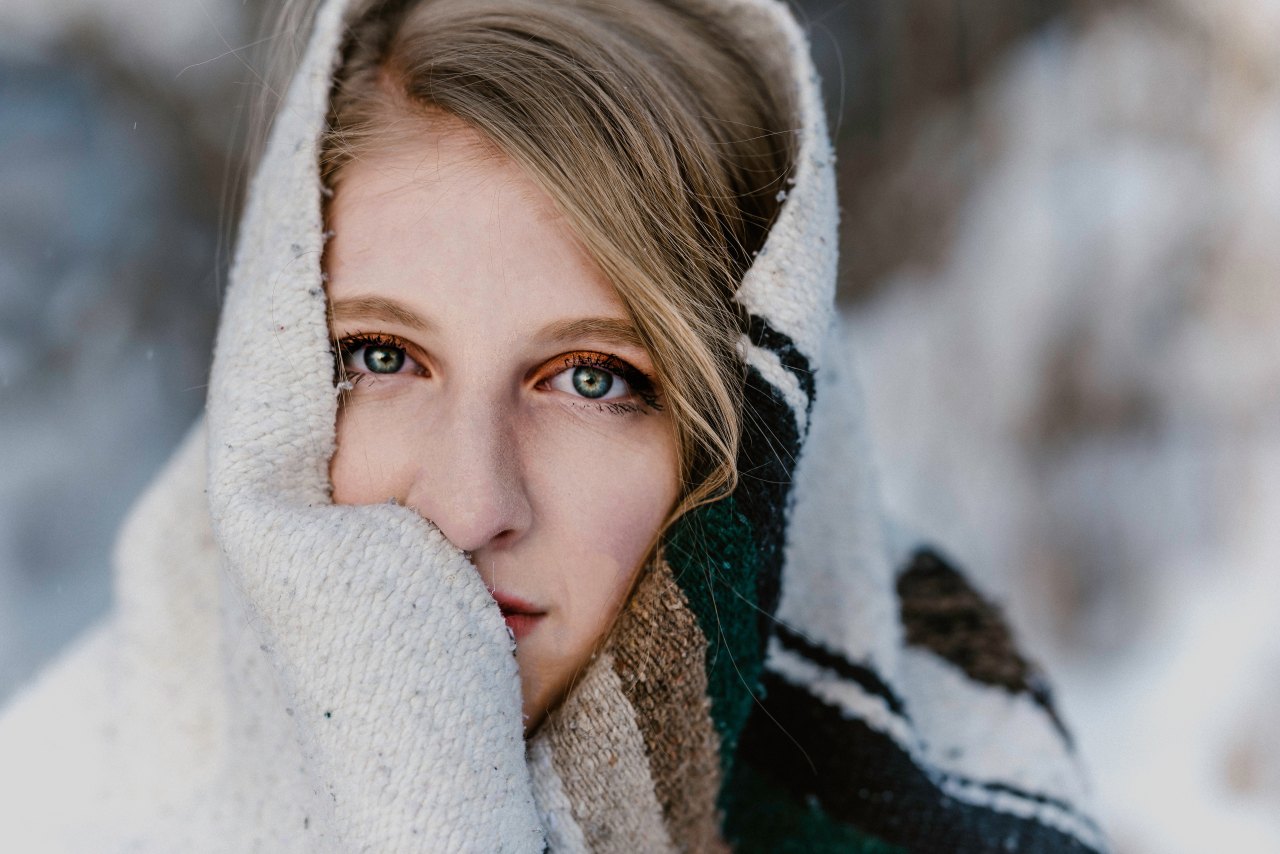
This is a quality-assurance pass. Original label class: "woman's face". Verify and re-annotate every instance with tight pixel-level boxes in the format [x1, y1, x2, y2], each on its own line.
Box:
[326, 122, 680, 731]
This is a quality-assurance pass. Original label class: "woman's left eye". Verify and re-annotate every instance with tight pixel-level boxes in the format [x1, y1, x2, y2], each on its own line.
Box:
[549, 364, 631, 401]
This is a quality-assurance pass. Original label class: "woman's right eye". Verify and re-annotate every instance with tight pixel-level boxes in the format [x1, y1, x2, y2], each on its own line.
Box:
[338, 335, 422, 377]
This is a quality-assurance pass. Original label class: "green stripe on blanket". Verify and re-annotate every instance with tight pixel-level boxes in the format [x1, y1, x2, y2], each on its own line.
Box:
[663, 497, 766, 775]
[723, 763, 906, 854]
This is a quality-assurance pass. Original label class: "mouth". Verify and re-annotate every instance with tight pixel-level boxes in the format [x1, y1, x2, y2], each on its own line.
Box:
[491, 590, 547, 641]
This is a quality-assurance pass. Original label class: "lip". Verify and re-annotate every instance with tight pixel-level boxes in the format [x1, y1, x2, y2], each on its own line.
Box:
[491, 590, 547, 641]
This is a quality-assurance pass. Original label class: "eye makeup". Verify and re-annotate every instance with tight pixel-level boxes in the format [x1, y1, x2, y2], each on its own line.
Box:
[337, 332, 423, 371]
[538, 351, 663, 412]
[331, 332, 664, 415]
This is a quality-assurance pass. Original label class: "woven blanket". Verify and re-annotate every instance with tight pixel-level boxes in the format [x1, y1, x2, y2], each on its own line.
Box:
[0, 0, 1107, 850]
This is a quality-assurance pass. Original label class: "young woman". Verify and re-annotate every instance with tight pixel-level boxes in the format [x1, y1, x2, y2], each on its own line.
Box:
[0, 0, 1106, 851]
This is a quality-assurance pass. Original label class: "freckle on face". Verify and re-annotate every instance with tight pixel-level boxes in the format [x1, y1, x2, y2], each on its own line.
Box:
[324, 120, 680, 730]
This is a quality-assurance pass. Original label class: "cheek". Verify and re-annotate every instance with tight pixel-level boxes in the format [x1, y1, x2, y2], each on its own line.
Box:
[547, 416, 675, 553]
[531, 415, 679, 639]
[516, 414, 678, 726]
[329, 394, 419, 505]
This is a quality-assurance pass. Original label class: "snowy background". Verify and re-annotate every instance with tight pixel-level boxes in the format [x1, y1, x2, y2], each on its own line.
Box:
[2, 0, 1278, 850]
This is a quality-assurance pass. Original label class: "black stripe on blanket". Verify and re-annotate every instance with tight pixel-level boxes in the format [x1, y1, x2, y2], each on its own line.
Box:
[736, 364, 803, 641]
[896, 548, 1073, 747]
[747, 313, 816, 411]
[767, 625, 1099, 833]
[773, 625, 911, 722]
[737, 675, 1105, 853]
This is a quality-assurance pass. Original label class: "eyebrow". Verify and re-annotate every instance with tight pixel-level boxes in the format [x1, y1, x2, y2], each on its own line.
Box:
[537, 317, 644, 350]
[329, 295, 643, 350]
[328, 296, 435, 333]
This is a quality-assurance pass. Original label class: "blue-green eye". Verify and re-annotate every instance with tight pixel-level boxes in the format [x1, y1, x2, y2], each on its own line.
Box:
[338, 335, 419, 378]
[363, 345, 404, 373]
[571, 366, 613, 398]
[549, 360, 630, 402]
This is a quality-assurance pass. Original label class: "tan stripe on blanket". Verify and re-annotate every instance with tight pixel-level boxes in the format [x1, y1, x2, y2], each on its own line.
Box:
[535, 651, 676, 852]
[608, 559, 729, 853]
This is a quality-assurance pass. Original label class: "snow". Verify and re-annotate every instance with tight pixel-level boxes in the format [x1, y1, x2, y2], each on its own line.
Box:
[844, 6, 1280, 851]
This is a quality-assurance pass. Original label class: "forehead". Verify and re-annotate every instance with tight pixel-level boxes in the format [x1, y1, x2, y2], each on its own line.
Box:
[324, 121, 627, 335]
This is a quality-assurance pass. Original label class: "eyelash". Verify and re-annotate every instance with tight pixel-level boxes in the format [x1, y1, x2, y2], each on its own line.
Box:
[544, 351, 663, 412]
[333, 334, 663, 413]
[335, 333, 424, 389]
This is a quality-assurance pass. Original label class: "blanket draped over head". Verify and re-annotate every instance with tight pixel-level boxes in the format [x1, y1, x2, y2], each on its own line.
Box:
[0, 0, 1107, 851]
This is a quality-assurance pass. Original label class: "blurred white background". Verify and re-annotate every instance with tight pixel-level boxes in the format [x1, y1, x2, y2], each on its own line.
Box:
[2, 1, 1277, 850]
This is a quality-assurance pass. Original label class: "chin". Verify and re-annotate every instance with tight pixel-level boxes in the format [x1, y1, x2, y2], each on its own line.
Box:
[515, 652, 551, 734]
[516, 650, 579, 736]
[520, 680, 552, 735]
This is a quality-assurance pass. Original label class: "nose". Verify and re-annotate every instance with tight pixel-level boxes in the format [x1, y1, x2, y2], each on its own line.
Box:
[404, 400, 532, 555]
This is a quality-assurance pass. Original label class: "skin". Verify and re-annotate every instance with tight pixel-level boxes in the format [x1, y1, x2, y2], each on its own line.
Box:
[325, 120, 680, 732]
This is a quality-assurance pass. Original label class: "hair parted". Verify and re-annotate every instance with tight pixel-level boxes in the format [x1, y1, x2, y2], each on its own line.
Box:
[272, 0, 795, 520]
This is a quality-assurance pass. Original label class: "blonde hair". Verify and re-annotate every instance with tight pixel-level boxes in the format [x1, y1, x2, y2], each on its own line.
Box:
[315, 0, 794, 517]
